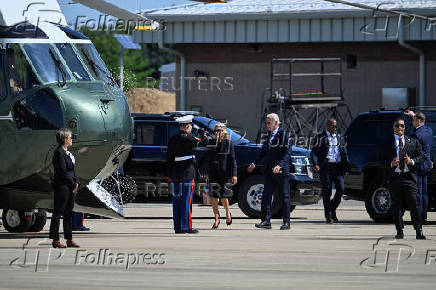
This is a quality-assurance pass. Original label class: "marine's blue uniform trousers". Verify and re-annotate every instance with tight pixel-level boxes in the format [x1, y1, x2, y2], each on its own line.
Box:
[72, 212, 84, 229]
[172, 179, 195, 232]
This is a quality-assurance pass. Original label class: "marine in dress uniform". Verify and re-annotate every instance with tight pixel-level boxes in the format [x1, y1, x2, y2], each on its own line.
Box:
[166, 115, 203, 234]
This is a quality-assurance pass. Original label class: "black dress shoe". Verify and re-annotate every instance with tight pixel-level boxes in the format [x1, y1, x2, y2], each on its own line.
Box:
[332, 212, 339, 223]
[186, 229, 199, 234]
[395, 230, 404, 239]
[280, 222, 290, 230]
[255, 221, 272, 229]
[326, 212, 333, 224]
[175, 230, 185, 234]
[416, 229, 426, 240]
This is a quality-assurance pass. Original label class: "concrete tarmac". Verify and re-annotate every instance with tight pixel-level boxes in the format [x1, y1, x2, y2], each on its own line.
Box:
[0, 203, 435, 289]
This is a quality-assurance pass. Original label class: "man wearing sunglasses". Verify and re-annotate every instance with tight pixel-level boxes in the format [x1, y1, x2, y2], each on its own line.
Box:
[247, 113, 292, 230]
[380, 117, 426, 239]
[310, 118, 350, 224]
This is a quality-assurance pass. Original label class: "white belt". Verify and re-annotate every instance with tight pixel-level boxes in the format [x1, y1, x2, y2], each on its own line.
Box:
[175, 155, 195, 162]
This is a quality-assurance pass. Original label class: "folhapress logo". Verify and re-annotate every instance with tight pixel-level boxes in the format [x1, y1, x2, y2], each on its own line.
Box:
[360, 237, 415, 273]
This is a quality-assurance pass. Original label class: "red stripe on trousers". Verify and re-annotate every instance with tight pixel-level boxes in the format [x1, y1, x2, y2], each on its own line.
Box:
[189, 179, 194, 229]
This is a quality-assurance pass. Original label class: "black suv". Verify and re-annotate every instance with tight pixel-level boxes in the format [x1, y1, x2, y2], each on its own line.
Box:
[123, 112, 321, 218]
[344, 109, 436, 222]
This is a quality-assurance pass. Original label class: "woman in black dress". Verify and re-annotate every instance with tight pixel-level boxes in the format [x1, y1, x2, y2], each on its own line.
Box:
[204, 123, 237, 229]
[49, 128, 80, 248]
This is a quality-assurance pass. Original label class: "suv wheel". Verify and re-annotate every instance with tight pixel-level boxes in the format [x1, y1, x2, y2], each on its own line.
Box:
[365, 183, 393, 223]
[238, 175, 282, 218]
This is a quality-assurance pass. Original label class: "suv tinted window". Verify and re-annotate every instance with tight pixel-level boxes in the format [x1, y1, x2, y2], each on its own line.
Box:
[135, 122, 166, 146]
[347, 119, 394, 144]
[168, 122, 179, 141]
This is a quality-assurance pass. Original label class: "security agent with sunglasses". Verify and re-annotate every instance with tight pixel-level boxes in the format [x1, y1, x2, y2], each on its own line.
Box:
[380, 117, 426, 239]
[310, 118, 350, 224]
[247, 113, 292, 230]
[166, 115, 205, 234]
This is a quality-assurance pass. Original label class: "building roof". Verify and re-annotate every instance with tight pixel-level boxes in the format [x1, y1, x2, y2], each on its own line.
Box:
[134, 0, 436, 44]
[142, 0, 436, 19]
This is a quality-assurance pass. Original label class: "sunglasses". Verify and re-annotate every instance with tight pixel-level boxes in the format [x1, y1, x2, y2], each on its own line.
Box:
[214, 129, 223, 133]
[394, 123, 405, 128]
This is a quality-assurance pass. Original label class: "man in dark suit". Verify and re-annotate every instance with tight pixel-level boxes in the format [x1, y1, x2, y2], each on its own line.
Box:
[310, 118, 349, 224]
[247, 113, 292, 230]
[405, 111, 433, 223]
[380, 117, 426, 239]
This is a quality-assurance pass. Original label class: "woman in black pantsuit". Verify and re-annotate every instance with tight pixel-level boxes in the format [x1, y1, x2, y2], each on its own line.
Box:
[49, 128, 80, 248]
[203, 123, 237, 229]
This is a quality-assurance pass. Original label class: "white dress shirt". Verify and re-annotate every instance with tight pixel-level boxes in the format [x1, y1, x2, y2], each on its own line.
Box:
[269, 127, 279, 145]
[66, 150, 75, 165]
[393, 134, 413, 172]
[326, 130, 341, 163]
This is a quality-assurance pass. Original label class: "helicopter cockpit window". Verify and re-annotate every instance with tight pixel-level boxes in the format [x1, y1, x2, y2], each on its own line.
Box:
[21, 43, 71, 84]
[55, 44, 91, 81]
[7, 44, 40, 97]
[13, 89, 63, 130]
[75, 43, 117, 86]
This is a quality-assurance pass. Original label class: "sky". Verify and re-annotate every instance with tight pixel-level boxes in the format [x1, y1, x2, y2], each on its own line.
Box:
[59, 0, 192, 28]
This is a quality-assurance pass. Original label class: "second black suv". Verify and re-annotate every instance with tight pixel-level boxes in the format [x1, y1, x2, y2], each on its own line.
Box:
[344, 109, 436, 222]
[124, 112, 321, 218]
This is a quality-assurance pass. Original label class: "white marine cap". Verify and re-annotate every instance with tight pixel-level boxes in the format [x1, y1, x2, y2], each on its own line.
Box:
[175, 115, 194, 124]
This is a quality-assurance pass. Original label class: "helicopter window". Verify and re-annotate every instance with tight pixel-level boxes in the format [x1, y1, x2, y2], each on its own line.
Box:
[13, 89, 63, 130]
[7, 44, 40, 97]
[55, 44, 91, 81]
[22, 43, 71, 84]
[58, 26, 89, 40]
[0, 22, 48, 39]
[75, 43, 116, 84]
[0, 53, 6, 101]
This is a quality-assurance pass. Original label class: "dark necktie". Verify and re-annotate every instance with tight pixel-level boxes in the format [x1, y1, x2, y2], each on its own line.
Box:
[399, 137, 405, 171]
